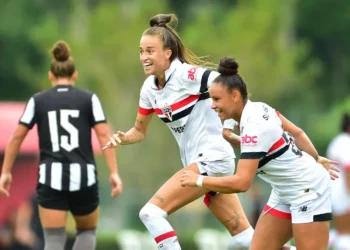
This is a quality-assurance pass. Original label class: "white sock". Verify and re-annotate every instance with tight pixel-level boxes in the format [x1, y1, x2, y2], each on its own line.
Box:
[231, 226, 254, 250]
[139, 203, 181, 250]
[289, 246, 296, 250]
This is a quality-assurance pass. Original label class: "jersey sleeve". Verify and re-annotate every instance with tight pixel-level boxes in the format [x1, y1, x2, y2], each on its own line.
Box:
[19, 97, 36, 129]
[91, 94, 107, 125]
[240, 122, 280, 159]
[138, 85, 154, 115]
[223, 119, 237, 130]
[181, 64, 219, 94]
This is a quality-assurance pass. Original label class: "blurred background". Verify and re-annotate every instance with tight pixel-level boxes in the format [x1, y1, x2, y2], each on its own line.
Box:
[0, 0, 349, 249]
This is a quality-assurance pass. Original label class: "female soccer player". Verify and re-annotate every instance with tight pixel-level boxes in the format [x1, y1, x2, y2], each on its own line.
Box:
[103, 14, 297, 250]
[326, 113, 350, 250]
[180, 56, 339, 250]
[0, 41, 123, 250]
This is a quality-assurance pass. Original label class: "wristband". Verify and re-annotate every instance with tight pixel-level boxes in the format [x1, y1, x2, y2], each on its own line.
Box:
[196, 175, 205, 187]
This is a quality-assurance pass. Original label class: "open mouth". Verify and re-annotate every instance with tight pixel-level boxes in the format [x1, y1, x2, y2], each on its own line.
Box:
[143, 63, 153, 69]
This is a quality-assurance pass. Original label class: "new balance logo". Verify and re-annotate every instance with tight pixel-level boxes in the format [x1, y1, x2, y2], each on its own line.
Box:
[299, 206, 308, 212]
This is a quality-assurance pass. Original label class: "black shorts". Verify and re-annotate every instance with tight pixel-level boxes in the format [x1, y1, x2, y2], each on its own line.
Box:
[36, 183, 99, 216]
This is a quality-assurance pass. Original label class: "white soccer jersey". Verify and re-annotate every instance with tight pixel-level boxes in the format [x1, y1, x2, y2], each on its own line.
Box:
[239, 101, 330, 202]
[327, 133, 350, 171]
[138, 59, 234, 167]
[326, 132, 350, 214]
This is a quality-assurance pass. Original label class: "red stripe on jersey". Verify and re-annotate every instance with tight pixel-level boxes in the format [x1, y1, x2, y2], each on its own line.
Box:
[138, 107, 154, 115]
[276, 110, 281, 116]
[155, 231, 177, 243]
[267, 137, 285, 153]
[263, 205, 291, 220]
[154, 95, 200, 115]
[344, 164, 350, 169]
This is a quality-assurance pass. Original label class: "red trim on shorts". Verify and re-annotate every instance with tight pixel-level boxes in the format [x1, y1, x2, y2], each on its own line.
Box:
[263, 205, 291, 220]
[203, 193, 211, 206]
[276, 110, 281, 117]
[138, 107, 154, 115]
[343, 164, 350, 169]
[155, 231, 177, 243]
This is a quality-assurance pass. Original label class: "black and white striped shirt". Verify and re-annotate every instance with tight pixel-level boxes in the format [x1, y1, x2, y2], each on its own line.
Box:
[20, 85, 106, 191]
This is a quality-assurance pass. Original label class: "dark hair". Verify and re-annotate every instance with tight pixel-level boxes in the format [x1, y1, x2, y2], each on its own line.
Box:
[214, 57, 248, 102]
[143, 14, 213, 68]
[341, 113, 350, 132]
[50, 41, 75, 77]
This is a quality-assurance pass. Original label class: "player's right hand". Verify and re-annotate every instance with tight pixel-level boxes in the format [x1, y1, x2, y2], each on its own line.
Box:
[102, 131, 126, 150]
[0, 173, 12, 197]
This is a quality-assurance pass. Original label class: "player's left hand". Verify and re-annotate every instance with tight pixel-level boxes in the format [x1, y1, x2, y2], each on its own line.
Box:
[109, 173, 123, 198]
[317, 156, 339, 180]
[180, 170, 200, 187]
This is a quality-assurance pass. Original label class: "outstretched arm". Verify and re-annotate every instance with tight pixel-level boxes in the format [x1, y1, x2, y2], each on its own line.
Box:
[102, 112, 153, 149]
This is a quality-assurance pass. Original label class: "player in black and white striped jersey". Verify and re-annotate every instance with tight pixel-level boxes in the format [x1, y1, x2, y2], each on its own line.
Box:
[0, 41, 123, 250]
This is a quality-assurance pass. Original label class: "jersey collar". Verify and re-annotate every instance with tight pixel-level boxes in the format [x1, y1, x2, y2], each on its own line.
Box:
[239, 100, 253, 125]
[152, 58, 182, 90]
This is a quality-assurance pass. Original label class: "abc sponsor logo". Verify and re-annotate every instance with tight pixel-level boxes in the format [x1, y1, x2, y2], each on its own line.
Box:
[242, 135, 258, 144]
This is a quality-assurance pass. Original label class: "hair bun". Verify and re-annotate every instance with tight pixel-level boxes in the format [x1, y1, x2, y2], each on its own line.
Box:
[149, 14, 176, 27]
[51, 41, 71, 62]
[218, 57, 239, 76]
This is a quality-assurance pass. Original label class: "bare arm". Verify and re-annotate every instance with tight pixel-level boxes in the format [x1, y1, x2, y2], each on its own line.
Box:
[278, 113, 319, 160]
[222, 128, 241, 148]
[94, 123, 119, 174]
[181, 159, 259, 193]
[1, 124, 29, 175]
[345, 168, 350, 194]
[102, 112, 153, 149]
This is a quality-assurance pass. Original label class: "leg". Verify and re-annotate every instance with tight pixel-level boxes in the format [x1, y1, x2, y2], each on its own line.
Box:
[293, 221, 329, 250]
[139, 163, 208, 250]
[333, 213, 350, 249]
[36, 184, 69, 250]
[70, 184, 100, 250]
[39, 206, 68, 250]
[250, 211, 293, 250]
[206, 193, 253, 248]
[71, 208, 99, 250]
[291, 186, 332, 250]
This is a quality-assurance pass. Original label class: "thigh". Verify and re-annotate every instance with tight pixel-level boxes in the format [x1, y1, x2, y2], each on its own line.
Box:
[333, 213, 350, 234]
[36, 183, 69, 228]
[291, 189, 332, 249]
[149, 163, 208, 214]
[73, 207, 100, 230]
[38, 205, 68, 228]
[250, 211, 293, 250]
[293, 222, 329, 250]
[207, 193, 251, 235]
[69, 184, 99, 217]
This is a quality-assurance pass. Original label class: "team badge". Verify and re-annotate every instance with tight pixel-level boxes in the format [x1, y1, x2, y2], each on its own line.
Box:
[161, 104, 173, 121]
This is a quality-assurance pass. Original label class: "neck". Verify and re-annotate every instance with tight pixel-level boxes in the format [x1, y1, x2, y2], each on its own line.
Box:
[55, 81, 72, 86]
[234, 101, 247, 123]
[156, 73, 166, 89]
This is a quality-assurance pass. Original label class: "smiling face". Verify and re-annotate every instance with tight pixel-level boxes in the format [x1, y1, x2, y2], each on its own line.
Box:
[139, 35, 172, 78]
[209, 82, 243, 121]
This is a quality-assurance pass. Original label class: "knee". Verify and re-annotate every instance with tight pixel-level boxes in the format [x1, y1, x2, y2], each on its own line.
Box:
[139, 203, 167, 222]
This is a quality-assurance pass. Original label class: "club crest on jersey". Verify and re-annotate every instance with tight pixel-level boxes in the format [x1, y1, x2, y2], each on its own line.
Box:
[161, 104, 173, 121]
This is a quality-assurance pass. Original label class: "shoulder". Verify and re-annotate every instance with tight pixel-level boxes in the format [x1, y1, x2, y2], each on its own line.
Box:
[176, 62, 201, 82]
[72, 86, 95, 97]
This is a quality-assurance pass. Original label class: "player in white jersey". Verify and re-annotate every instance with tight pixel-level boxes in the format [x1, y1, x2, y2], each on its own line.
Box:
[102, 13, 262, 250]
[181, 57, 339, 250]
[326, 113, 350, 250]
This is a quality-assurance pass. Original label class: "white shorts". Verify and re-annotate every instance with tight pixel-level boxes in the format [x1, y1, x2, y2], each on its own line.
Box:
[263, 187, 332, 224]
[331, 173, 350, 215]
[195, 157, 236, 177]
[195, 157, 236, 207]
